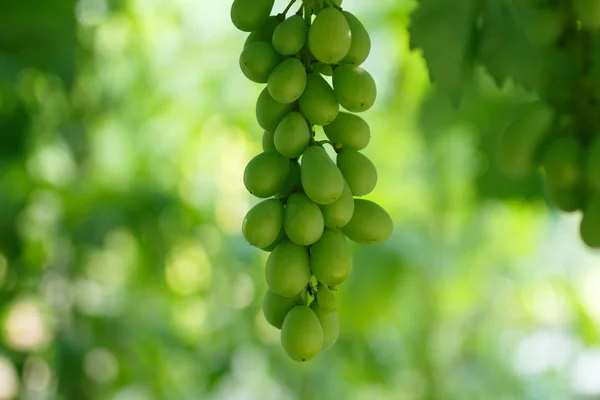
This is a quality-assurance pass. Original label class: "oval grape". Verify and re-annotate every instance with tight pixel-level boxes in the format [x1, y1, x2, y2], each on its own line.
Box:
[242, 198, 284, 249]
[272, 15, 307, 56]
[265, 240, 311, 297]
[310, 229, 352, 286]
[308, 8, 351, 63]
[336, 149, 377, 196]
[274, 112, 310, 158]
[341, 11, 371, 65]
[268, 58, 307, 104]
[301, 146, 345, 205]
[284, 193, 324, 246]
[281, 306, 323, 362]
[243, 150, 290, 198]
[316, 284, 337, 312]
[333, 65, 377, 112]
[298, 73, 339, 125]
[239, 42, 281, 83]
[323, 112, 371, 150]
[342, 199, 393, 244]
[262, 289, 301, 329]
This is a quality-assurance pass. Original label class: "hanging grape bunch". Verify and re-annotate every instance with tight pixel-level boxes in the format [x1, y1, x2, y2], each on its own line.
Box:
[231, 0, 393, 361]
[493, 1, 600, 249]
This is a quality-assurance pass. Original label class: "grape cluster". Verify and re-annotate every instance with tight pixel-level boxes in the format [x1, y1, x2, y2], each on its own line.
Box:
[496, 2, 600, 249]
[231, 0, 393, 361]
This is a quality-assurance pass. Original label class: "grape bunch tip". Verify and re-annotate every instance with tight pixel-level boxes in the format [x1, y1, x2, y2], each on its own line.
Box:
[232, 0, 393, 362]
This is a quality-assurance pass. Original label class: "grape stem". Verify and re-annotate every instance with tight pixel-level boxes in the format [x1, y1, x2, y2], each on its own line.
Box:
[282, 0, 297, 17]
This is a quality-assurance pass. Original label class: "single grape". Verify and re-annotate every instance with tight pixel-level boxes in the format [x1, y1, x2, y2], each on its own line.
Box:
[323, 112, 371, 150]
[242, 198, 284, 249]
[265, 240, 311, 297]
[272, 15, 307, 56]
[301, 146, 345, 205]
[298, 73, 339, 126]
[310, 229, 352, 287]
[231, 0, 275, 32]
[284, 193, 325, 246]
[268, 58, 307, 104]
[308, 8, 351, 64]
[239, 42, 282, 83]
[274, 111, 310, 158]
[256, 87, 294, 132]
[341, 11, 371, 65]
[309, 301, 339, 350]
[281, 306, 323, 362]
[243, 150, 290, 198]
[336, 149, 378, 196]
[320, 180, 354, 229]
[333, 65, 377, 112]
[341, 199, 393, 245]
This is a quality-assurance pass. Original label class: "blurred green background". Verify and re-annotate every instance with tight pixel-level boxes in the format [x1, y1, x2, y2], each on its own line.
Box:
[1, 0, 600, 399]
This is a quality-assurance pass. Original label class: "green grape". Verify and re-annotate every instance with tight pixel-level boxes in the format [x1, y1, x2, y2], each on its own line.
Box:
[546, 181, 586, 213]
[242, 198, 284, 249]
[308, 8, 351, 64]
[316, 284, 337, 312]
[284, 193, 325, 246]
[272, 15, 307, 56]
[310, 229, 352, 286]
[274, 111, 310, 158]
[323, 111, 371, 150]
[231, 0, 275, 32]
[336, 149, 377, 196]
[542, 136, 583, 187]
[342, 199, 393, 244]
[266, 240, 311, 297]
[263, 228, 286, 252]
[574, 0, 600, 30]
[243, 150, 290, 198]
[275, 159, 301, 198]
[262, 130, 275, 151]
[239, 42, 282, 83]
[580, 195, 600, 248]
[341, 11, 371, 65]
[245, 16, 281, 48]
[586, 137, 600, 191]
[313, 63, 333, 76]
[262, 289, 302, 329]
[268, 58, 307, 104]
[301, 146, 345, 205]
[320, 180, 354, 229]
[256, 87, 294, 132]
[498, 102, 553, 178]
[298, 73, 339, 125]
[309, 301, 339, 350]
[281, 306, 323, 362]
[333, 65, 377, 112]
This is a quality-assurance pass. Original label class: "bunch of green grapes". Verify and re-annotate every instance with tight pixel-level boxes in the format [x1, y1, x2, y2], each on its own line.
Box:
[496, 0, 600, 249]
[231, 0, 393, 361]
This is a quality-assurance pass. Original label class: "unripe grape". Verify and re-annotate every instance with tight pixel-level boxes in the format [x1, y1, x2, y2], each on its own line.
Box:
[333, 65, 377, 112]
[272, 15, 307, 56]
[308, 8, 351, 63]
[239, 42, 282, 83]
[281, 306, 323, 362]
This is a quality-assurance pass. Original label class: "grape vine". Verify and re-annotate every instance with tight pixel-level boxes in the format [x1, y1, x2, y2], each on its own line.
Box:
[231, 0, 393, 361]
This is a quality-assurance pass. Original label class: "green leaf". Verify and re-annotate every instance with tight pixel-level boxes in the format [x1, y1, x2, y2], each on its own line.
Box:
[409, 0, 479, 103]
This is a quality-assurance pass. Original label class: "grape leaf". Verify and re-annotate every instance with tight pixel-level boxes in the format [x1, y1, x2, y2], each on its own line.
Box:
[409, 0, 479, 103]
